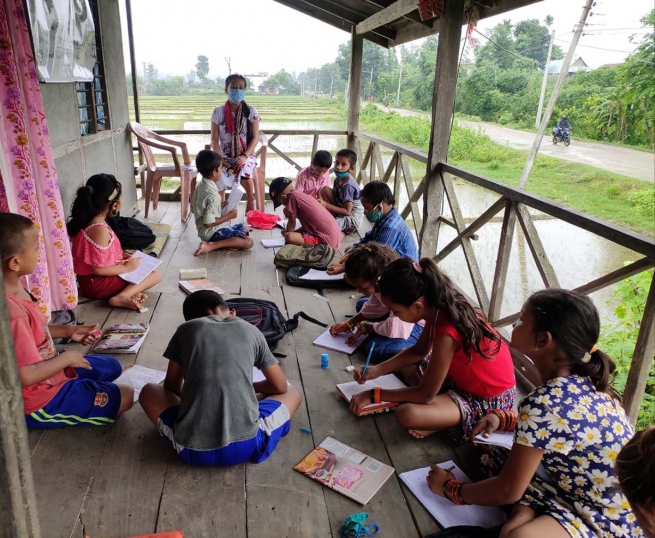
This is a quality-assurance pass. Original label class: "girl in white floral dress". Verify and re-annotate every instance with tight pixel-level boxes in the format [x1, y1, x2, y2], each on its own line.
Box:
[426, 289, 642, 538]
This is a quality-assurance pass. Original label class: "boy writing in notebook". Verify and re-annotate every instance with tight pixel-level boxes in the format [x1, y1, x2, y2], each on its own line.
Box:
[192, 149, 254, 256]
[269, 176, 342, 250]
[1, 212, 134, 428]
[139, 290, 301, 466]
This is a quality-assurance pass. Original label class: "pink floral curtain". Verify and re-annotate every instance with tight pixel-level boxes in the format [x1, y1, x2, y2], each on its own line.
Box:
[0, 0, 77, 318]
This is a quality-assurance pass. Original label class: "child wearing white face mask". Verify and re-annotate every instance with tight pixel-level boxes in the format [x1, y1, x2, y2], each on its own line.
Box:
[210, 74, 261, 211]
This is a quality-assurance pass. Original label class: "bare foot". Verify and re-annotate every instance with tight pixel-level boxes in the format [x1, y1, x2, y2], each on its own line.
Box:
[408, 429, 436, 439]
[130, 293, 147, 307]
[109, 294, 140, 310]
[195, 241, 211, 256]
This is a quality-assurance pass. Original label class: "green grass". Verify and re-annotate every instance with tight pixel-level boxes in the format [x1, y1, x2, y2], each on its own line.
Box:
[359, 105, 655, 237]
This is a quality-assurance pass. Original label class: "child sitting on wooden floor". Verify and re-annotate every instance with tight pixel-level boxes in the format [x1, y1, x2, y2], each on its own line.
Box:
[329, 243, 423, 363]
[192, 149, 254, 256]
[139, 290, 301, 466]
[1, 212, 134, 428]
[318, 148, 364, 234]
[269, 177, 343, 249]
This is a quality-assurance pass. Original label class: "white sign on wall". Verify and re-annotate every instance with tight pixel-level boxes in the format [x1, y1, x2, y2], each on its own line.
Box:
[27, 0, 97, 83]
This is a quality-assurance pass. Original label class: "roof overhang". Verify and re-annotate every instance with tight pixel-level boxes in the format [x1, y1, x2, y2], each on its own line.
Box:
[272, 0, 543, 48]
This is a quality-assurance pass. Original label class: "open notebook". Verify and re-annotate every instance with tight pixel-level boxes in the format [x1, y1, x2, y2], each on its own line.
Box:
[261, 238, 286, 248]
[474, 431, 514, 450]
[313, 329, 363, 354]
[400, 461, 506, 529]
[336, 375, 407, 416]
[114, 365, 166, 401]
[119, 251, 163, 285]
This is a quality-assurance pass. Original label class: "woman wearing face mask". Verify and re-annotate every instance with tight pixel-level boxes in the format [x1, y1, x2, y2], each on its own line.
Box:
[327, 181, 418, 276]
[210, 74, 261, 211]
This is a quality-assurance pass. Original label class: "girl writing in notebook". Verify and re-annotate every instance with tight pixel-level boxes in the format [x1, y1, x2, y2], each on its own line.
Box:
[329, 243, 423, 364]
[425, 289, 640, 538]
[67, 174, 162, 310]
[350, 257, 516, 440]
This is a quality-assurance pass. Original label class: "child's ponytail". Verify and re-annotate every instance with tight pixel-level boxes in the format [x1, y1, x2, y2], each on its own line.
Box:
[527, 289, 620, 400]
[379, 257, 501, 358]
[67, 174, 122, 237]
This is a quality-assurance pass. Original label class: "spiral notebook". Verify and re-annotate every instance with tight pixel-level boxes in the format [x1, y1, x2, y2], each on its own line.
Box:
[399, 461, 506, 529]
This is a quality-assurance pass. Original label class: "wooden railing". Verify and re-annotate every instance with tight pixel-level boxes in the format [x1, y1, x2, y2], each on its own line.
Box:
[135, 128, 655, 422]
[354, 131, 655, 422]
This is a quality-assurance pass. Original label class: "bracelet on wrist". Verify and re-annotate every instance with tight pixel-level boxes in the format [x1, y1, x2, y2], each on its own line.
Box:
[442, 479, 469, 505]
[373, 386, 381, 404]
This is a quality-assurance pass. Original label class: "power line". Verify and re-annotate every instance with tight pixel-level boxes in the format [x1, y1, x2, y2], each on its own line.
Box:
[554, 38, 635, 54]
[473, 28, 538, 65]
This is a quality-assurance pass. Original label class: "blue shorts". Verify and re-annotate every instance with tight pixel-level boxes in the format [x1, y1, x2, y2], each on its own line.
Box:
[209, 223, 248, 242]
[25, 355, 122, 428]
[157, 399, 291, 466]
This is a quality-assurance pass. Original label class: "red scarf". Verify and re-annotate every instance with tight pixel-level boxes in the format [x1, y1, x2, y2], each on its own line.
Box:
[223, 101, 245, 158]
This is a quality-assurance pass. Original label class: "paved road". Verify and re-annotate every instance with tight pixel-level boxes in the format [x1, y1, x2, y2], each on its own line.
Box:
[371, 103, 654, 182]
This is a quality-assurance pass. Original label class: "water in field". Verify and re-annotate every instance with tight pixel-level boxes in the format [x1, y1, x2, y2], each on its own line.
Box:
[130, 95, 640, 325]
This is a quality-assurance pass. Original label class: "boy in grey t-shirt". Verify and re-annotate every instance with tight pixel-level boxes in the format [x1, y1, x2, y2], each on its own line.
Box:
[139, 291, 301, 466]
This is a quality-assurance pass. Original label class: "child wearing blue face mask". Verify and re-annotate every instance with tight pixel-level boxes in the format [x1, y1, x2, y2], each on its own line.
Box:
[318, 148, 364, 234]
[210, 74, 261, 212]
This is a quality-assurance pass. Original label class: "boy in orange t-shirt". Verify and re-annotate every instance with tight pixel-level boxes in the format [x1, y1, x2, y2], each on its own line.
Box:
[0, 212, 133, 427]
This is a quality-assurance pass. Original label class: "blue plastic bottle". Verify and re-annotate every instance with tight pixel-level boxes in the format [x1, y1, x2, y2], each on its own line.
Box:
[321, 353, 329, 369]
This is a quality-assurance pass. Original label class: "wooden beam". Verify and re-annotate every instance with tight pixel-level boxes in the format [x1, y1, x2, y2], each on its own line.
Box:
[399, 154, 423, 232]
[418, 0, 465, 257]
[575, 258, 655, 295]
[0, 273, 41, 537]
[356, 0, 417, 35]
[433, 196, 507, 264]
[356, 132, 427, 163]
[514, 202, 560, 288]
[488, 200, 515, 322]
[373, 143, 385, 181]
[267, 141, 303, 170]
[441, 171, 489, 311]
[302, 0, 397, 40]
[382, 151, 398, 184]
[356, 141, 373, 184]
[347, 28, 364, 152]
[623, 274, 655, 424]
[392, 18, 440, 47]
[441, 163, 655, 259]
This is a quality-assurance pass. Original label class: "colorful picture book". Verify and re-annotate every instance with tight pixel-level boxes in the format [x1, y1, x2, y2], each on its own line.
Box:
[178, 279, 225, 296]
[336, 374, 407, 416]
[400, 461, 506, 528]
[294, 437, 394, 504]
[92, 323, 150, 354]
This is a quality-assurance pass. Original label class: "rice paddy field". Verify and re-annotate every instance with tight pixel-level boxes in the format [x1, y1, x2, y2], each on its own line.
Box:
[129, 94, 345, 131]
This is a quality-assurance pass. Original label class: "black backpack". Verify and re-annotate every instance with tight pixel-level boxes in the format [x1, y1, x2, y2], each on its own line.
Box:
[285, 266, 348, 289]
[226, 298, 326, 353]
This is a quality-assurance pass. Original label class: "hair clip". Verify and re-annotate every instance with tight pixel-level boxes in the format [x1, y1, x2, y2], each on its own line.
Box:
[413, 261, 423, 274]
[581, 352, 592, 363]
[589, 344, 598, 354]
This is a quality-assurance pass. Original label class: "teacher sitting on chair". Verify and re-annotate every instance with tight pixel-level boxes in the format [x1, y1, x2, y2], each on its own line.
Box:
[210, 74, 261, 211]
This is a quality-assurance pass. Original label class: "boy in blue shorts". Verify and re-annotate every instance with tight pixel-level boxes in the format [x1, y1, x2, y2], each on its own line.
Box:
[139, 290, 301, 466]
[0, 213, 133, 427]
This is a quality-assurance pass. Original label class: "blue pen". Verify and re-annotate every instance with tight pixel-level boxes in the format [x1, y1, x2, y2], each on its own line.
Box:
[361, 342, 376, 380]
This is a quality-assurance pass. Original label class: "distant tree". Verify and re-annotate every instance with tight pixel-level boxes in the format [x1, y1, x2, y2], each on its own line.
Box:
[514, 19, 563, 68]
[187, 70, 197, 85]
[196, 55, 210, 80]
[266, 70, 301, 95]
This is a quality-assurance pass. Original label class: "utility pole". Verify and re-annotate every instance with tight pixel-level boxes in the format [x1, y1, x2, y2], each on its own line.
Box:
[518, 0, 594, 188]
[535, 30, 555, 128]
[225, 57, 232, 75]
[396, 62, 403, 105]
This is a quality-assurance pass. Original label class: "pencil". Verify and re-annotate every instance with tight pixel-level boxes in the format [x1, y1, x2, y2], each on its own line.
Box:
[444, 465, 455, 473]
[361, 342, 376, 379]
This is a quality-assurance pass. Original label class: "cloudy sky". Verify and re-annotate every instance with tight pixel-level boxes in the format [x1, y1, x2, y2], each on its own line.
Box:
[121, 0, 653, 78]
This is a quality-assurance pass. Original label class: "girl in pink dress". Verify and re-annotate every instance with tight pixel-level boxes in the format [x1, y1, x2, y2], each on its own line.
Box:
[67, 174, 162, 310]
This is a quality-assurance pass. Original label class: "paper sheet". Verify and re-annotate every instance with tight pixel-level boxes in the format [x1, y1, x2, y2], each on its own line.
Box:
[221, 183, 246, 216]
[400, 461, 506, 529]
[277, 218, 302, 230]
[313, 329, 362, 354]
[119, 251, 163, 285]
[252, 367, 291, 386]
[115, 365, 166, 401]
[299, 269, 345, 281]
[261, 238, 286, 248]
[474, 431, 514, 450]
[337, 375, 406, 403]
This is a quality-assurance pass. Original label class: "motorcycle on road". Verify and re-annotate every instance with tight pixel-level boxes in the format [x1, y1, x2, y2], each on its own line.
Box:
[552, 127, 571, 146]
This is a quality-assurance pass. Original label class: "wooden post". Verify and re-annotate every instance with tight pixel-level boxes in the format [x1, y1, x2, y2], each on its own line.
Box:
[347, 28, 363, 155]
[0, 270, 41, 537]
[418, 0, 464, 257]
[623, 274, 655, 424]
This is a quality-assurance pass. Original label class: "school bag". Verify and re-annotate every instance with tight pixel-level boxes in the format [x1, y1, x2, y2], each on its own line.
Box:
[226, 297, 326, 353]
[273, 244, 335, 270]
[285, 265, 348, 289]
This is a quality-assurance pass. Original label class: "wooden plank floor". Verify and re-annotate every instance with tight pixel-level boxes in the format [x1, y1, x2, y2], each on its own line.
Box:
[28, 201, 488, 538]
